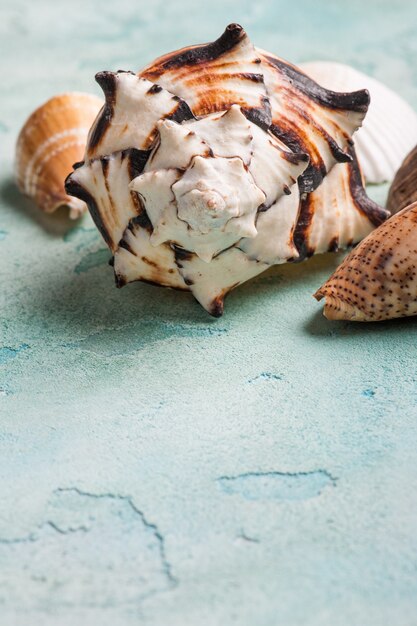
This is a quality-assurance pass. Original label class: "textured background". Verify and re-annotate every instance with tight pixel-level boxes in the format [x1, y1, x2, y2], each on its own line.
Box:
[1, 1, 417, 625]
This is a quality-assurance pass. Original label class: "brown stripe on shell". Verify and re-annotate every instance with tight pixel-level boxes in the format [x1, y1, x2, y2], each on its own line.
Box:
[292, 150, 388, 260]
[287, 95, 353, 164]
[126, 148, 151, 178]
[66, 149, 149, 252]
[118, 238, 137, 256]
[242, 97, 272, 131]
[65, 173, 112, 248]
[173, 246, 194, 263]
[280, 149, 309, 167]
[327, 236, 339, 252]
[271, 89, 354, 192]
[147, 84, 163, 94]
[87, 72, 116, 153]
[271, 122, 326, 193]
[101, 156, 110, 178]
[239, 72, 263, 82]
[87, 72, 194, 159]
[140, 255, 159, 269]
[143, 23, 247, 74]
[131, 211, 153, 233]
[292, 192, 315, 259]
[166, 99, 195, 124]
[264, 55, 370, 113]
[140, 24, 272, 132]
[114, 220, 189, 291]
[347, 146, 389, 226]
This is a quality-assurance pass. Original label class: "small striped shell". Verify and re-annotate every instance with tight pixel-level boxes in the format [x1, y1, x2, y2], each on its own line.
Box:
[15, 92, 103, 218]
[66, 24, 388, 315]
[315, 202, 417, 321]
[300, 62, 417, 184]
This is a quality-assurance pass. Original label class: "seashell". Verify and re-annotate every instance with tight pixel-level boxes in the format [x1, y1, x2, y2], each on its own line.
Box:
[66, 24, 388, 316]
[299, 61, 417, 184]
[16, 92, 103, 219]
[314, 201, 417, 321]
[387, 144, 417, 215]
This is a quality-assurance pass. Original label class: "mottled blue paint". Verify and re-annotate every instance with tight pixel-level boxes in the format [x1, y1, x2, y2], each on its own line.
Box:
[248, 372, 283, 383]
[68, 321, 228, 356]
[74, 248, 110, 274]
[0, 344, 29, 365]
[218, 470, 336, 501]
[1, 1, 417, 625]
[362, 388, 376, 398]
[0, 488, 176, 604]
[0, 230, 7, 241]
[63, 225, 97, 243]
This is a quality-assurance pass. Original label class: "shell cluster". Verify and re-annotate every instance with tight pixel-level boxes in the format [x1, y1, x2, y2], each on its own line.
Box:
[65, 24, 388, 315]
[16, 92, 102, 219]
[315, 139, 417, 323]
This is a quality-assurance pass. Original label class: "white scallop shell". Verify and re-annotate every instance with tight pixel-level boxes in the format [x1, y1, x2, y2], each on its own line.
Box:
[299, 61, 417, 184]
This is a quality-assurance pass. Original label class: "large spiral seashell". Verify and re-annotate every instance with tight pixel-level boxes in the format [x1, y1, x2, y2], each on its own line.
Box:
[16, 92, 103, 219]
[66, 24, 388, 315]
[315, 202, 417, 321]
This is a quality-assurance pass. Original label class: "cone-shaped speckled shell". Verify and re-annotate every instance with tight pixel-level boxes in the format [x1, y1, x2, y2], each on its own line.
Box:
[65, 24, 388, 316]
[16, 92, 103, 219]
[387, 145, 417, 215]
[315, 202, 417, 321]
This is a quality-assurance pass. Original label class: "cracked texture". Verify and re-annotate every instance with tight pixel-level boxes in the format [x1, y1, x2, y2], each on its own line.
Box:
[0, 488, 176, 613]
[1, 1, 417, 625]
[217, 470, 336, 500]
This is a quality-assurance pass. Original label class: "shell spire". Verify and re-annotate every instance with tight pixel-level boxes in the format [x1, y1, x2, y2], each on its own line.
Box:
[65, 24, 387, 315]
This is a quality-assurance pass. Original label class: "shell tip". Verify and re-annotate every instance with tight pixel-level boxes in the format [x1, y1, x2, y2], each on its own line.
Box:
[313, 288, 324, 302]
[208, 296, 225, 317]
[95, 71, 116, 99]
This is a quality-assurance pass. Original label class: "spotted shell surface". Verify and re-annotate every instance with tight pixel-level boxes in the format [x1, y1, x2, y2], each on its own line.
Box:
[315, 202, 417, 321]
[387, 144, 417, 215]
[300, 61, 417, 184]
[66, 24, 388, 315]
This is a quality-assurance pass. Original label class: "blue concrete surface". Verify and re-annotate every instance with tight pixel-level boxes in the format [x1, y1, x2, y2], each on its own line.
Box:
[1, 1, 417, 625]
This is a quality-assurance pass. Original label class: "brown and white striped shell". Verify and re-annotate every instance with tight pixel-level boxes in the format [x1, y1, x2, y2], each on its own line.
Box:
[314, 202, 417, 321]
[16, 92, 103, 219]
[65, 24, 388, 315]
[299, 62, 417, 184]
